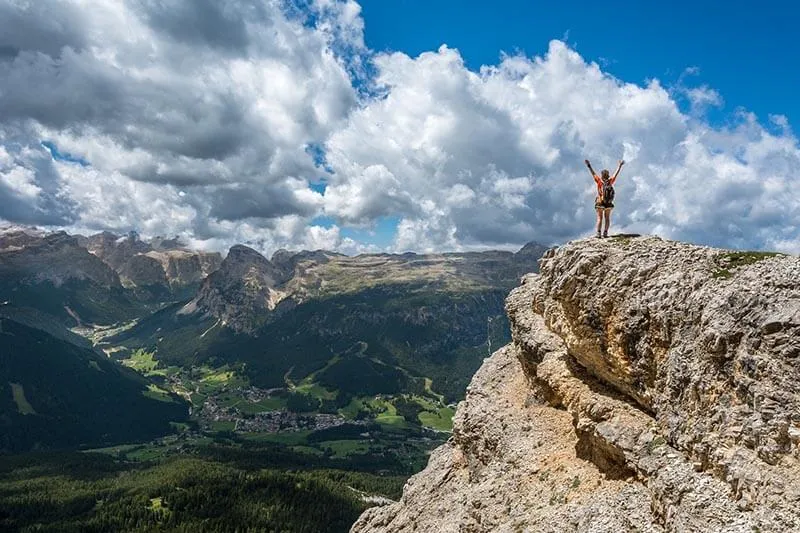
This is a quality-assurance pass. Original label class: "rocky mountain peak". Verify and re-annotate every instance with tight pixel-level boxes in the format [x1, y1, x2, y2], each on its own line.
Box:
[354, 235, 800, 532]
[149, 236, 184, 251]
[270, 248, 334, 268]
[81, 231, 221, 292]
[226, 244, 270, 263]
[270, 248, 294, 264]
[85, 230, 150, 270]
[218, 245, 286, 283]
[185, 245, 292, 333]
[0, 226, 45, 251]
[514, 240, 549, 261]
[0, 229, 120, 288]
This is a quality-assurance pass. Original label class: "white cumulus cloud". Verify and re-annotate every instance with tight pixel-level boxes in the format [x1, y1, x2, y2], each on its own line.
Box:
[323, 40, 800, 253]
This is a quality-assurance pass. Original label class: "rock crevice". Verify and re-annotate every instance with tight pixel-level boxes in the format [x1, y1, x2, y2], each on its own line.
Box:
[352, 236, 800, 532]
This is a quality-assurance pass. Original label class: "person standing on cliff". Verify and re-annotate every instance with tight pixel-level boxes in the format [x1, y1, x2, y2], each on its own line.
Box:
[584, 159, 624, 238]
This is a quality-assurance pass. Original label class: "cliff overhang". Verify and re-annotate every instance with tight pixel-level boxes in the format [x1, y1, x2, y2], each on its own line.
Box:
[353, 235, 800, 532]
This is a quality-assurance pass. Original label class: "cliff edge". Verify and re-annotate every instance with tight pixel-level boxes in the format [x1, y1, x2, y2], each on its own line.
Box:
[352, 235, 800, 532]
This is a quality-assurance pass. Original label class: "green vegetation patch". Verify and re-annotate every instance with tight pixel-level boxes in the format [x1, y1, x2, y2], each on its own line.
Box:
[291, 445, 325, 456]
[367, 397, 397, 417]
[125, 445, 174, 462]
[144, 495, 172, 524]
[648, 435, 667, 453]
[295, 382, 338, 401]
[319, 439, 372, 458]
[713, 251, 785, 279]
[209, 421, 237, 432]
[9, 383, 36, 415]
[191, 365, 248, 392]
[338, 397, 365, 419]
[418, 406, 455, 432]
[121, 349, 163, 376]
[142, 384, 176, 403]
[189, 391, 207, 406]
[239, 430, 313, 446]
[200, 368, 236, 384]
[203, 388, 289, 414]
[237, 396, 287, 414]
[375, 414, 406, 427]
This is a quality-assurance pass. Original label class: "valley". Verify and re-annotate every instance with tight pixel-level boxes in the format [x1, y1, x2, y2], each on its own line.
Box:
[0, 227, 545, 532]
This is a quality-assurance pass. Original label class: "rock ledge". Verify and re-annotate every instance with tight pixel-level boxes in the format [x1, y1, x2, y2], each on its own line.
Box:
[352, 236, 800, 533]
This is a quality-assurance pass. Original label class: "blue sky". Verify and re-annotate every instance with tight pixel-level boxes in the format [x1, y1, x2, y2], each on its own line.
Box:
[361, 0, 798, 128]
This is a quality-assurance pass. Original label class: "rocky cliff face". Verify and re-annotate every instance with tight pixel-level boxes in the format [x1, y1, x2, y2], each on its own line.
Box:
[84, 231, 222, 291]
[184, 244, 292, 332]
[353, 236, 800, 533]
[0, 231, 120, 288]
[0, 230, 138, 325]
[143, 249, 222, 288]
[84, 231, 151, 271]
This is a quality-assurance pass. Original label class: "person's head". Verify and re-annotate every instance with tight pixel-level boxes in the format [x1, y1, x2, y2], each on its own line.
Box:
[601, 169, 610, 180]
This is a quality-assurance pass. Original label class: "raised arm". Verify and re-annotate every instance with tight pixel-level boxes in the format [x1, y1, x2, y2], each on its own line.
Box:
[584, 159, 597, 179]
[612, 159, 625, 180]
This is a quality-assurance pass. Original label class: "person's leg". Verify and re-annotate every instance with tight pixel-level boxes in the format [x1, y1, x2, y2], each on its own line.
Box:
[603, 208, 612, 237]
[595, 208, 603, 237]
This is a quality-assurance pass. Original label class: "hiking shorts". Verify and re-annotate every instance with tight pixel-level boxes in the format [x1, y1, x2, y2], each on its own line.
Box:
[595, 197, 614, 209]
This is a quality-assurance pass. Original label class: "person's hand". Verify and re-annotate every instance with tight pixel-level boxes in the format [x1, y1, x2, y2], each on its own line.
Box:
[584, 159, 591, 167]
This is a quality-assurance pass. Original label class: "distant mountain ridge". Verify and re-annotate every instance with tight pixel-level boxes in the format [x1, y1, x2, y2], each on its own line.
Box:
[0, 226, 547, 333]
[0, 227, 225, 326]
[181, 242, 548, 334]
[81, 230, 222, 299]
[0, 228, 138, 325]
[0, 229, 120, 288]
[109, 240, 548, 402]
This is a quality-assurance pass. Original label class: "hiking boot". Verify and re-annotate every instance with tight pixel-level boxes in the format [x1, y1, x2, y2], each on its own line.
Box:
[595, 232, 602, 239]
[602, 232, 608, 238]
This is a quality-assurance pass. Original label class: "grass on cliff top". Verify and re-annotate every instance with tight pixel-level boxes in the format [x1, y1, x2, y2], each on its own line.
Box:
[712, 251, 785, 279]
[608, 234, 643, 245]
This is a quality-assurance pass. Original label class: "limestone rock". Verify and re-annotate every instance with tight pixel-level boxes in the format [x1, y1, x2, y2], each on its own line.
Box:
[187, 245, 292, 333]
[83, 231, 222, 290]
[84, 231, 151, 271]
[143, 249, 222, 288]
[119, 253, 169, 291]
[353, 236, 800, 532]
[0, 231, 120, 288]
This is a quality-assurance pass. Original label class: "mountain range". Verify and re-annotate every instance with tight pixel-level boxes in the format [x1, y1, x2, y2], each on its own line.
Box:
[0, 226, 546, 452]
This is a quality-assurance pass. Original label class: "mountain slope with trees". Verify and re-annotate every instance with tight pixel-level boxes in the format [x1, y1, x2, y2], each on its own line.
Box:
[0, 317, 188, 452]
